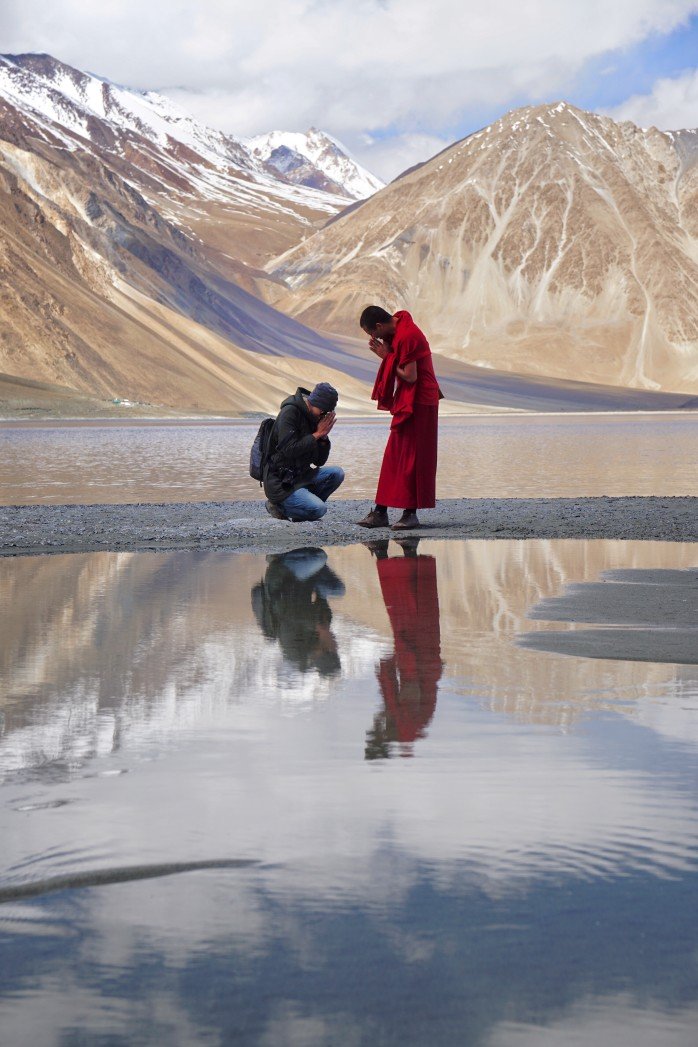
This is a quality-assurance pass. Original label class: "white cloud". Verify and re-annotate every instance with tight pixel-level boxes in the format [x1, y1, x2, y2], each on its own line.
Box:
[606, 68, 698, 130]
[358, 132, 452, 181]
[2, 0, 698, 175]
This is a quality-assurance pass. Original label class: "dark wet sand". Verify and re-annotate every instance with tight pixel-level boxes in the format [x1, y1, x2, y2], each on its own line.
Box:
[519, 567, 698, 665]
[1, 496, 696, 557]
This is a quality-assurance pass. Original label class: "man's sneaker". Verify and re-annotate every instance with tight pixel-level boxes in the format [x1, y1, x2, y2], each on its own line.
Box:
[265, 499, 287, 520]
[356, 507, 390, 529]
[391, 511, 420, 531]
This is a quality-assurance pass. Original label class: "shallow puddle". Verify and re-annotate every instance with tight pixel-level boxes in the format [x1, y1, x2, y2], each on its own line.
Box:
[1, 539, 697, 1044]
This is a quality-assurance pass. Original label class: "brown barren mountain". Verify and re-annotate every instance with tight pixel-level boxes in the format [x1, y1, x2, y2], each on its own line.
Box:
[270, 103, 698, 394]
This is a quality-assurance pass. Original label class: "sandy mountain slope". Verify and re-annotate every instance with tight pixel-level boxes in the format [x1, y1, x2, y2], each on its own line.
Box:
[0, 146, 379, 414]
[269, 103, 698, 394]
[0, 168, 371, 416]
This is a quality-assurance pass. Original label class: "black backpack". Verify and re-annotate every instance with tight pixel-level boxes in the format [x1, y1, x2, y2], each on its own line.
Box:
[249, 417, 276, 485]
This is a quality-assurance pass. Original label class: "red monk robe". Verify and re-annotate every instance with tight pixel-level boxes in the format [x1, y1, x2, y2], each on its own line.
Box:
[372, 311, 442, 509]
[365, 550, 443, 759]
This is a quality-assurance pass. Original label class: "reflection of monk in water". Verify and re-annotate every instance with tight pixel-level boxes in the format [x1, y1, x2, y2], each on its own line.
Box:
[365, 538, 443, 760]
[251, 548, 345, 676]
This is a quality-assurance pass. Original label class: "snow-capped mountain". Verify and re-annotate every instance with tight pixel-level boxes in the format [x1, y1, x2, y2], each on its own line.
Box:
[0, 52, 355, 272]
[0, 54, 381, 213]
[0, 51, 381, 414]
[0, 52, 253, 171]
[248, 128, 384, 200]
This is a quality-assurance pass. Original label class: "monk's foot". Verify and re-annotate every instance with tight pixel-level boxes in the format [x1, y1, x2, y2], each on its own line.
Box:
[356, 507, 390, 529]
[391, 511, 420, 531]
[362, 539, 390, 559]
[393, 536, 420, 556]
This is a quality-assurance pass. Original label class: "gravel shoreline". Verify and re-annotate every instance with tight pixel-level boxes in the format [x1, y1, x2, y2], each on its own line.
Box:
[1, 497, 696, 557]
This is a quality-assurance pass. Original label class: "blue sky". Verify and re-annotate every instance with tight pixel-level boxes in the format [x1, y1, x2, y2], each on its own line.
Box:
[2, 0, 698, 178]
[574, 14, 698, 107]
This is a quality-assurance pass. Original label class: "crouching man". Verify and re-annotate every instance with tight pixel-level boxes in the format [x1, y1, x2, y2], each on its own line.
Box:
[264, 382, 344, 521]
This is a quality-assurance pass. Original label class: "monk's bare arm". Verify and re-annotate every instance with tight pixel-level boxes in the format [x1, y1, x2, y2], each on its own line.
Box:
[397, 360, 417, 383]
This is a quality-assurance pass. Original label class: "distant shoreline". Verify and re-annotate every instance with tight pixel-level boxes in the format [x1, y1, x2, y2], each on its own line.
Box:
[2, 497, 696, 557]
[1, 408, 697, 429]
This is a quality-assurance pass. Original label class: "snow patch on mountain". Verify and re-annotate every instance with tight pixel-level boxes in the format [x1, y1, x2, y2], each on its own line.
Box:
[0, 52, 353, 222]
[248, 128, 384, 200]
[0, 54, 381, 206]
[0, 53, 254, 170]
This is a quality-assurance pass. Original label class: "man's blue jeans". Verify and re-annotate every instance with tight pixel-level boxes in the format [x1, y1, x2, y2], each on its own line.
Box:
[281, 466, 345, 522]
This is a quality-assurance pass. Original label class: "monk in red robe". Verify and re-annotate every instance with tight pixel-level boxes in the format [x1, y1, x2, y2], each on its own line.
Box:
[356, 305, 442, 530]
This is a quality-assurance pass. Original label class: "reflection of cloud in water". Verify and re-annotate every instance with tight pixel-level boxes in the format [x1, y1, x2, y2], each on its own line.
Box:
[2, 860, 697, 1046]
[1, 544, 697, 893]
[3, 679, 698, 900]
[488, 997, 698, 1047]
[1, 543, 697, 889]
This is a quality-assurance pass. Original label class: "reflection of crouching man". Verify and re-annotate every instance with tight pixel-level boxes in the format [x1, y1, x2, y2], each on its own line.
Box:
[251, 548, 345, 676]
[264, 383, 344, 522]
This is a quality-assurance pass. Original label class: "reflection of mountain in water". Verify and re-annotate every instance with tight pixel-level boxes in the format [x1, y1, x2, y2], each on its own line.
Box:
[2, 540, 697, 777]
[0, 549, 376, 775]
[519, 567, 698, 664]
[2, 545, 698, 1046]
[331, 539, 698, 729]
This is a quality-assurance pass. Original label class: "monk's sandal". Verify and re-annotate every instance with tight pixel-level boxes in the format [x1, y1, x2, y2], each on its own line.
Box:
[356, 507, 390, 529]
[391, 512, 420, 531]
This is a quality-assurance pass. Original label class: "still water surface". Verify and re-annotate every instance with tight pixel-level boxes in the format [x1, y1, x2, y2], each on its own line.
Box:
[1, 413, 697, 503]
[1, 539, 697, 1044]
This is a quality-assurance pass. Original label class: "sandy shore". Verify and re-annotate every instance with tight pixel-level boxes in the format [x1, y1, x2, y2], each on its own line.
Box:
[0, 497, 696, 557]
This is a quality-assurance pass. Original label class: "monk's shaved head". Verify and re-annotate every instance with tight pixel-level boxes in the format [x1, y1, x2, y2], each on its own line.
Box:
[360, 305, 393, 331]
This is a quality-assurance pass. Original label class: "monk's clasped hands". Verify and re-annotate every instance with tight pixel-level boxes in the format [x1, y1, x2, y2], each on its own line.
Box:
[368, 336, 390, 359]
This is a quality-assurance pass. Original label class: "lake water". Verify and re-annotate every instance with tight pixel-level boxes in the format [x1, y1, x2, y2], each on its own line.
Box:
[1, 538, 697, 1045]
[1, 412, 697, 504]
